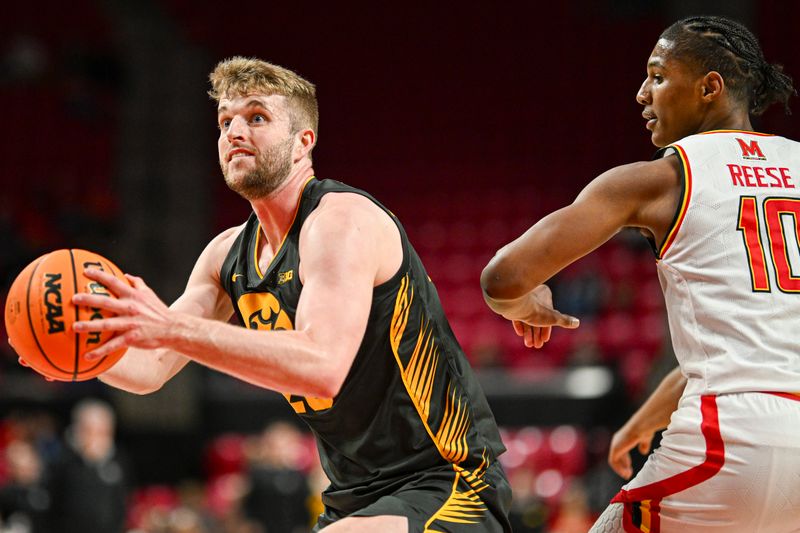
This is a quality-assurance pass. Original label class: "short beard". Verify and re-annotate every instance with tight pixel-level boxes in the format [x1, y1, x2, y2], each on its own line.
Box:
[222, 137, 294, 200]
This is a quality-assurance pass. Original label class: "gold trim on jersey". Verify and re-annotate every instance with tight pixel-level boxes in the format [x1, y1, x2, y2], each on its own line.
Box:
[699, 129, 775, 137]
[659, 144, 693, 259]
[254, 176, 315, 279]
[390, 274, 489, 470]
[436, 383, 471, 464]
[453, 449, 491, 494]
[407, 318, 439, 421]
[424, 465, 489, 532]
[390, 274, 414, 355]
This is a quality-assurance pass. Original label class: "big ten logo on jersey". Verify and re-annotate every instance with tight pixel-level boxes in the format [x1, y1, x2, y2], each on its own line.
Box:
[236, 292, 333, 414]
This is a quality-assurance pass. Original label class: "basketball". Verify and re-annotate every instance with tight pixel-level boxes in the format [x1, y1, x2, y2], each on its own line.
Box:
[4, 249, 130, 382]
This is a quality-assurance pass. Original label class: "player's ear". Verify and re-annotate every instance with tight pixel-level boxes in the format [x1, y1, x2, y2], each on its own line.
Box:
[294, 128, 316, 162]
[700, 71, 724, 102]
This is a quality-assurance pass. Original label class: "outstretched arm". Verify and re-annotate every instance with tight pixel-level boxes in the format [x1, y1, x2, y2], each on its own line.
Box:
[73, 194, 395, 399]
[82, 227, 239, 394]
[481, 156, 682, 335]
[608, 366, 686, 479]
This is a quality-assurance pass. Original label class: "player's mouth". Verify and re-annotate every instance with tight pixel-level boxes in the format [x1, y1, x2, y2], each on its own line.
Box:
[643, 111, 658, 130]
[227, 148, 255, 162]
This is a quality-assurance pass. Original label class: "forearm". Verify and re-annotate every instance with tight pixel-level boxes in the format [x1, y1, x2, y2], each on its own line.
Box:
[623, 366, 686, 434]
[100, 348, 189, 394]
[482, 289, 539, 322]
[166, 313, 347, 398]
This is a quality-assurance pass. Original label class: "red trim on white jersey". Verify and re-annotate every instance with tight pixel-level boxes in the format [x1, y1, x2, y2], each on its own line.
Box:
[612, 395, 724, 533]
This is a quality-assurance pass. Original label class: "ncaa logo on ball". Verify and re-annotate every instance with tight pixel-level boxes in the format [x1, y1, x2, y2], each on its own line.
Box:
[43, 273, 66, 334]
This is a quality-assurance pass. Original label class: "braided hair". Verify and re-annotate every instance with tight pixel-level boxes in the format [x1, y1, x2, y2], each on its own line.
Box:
[661, 16, 796, 116]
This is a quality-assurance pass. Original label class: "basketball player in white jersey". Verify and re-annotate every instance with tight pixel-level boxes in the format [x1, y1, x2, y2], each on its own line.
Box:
[481, 16, 799, 532]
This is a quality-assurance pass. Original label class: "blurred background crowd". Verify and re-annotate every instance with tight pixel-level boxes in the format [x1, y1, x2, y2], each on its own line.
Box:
[1, 0, 798, 531]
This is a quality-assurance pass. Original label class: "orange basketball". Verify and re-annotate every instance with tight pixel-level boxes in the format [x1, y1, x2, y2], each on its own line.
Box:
[4, 249, 130, 381]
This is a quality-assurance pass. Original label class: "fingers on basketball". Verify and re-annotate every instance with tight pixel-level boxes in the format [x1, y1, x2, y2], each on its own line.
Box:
[4, 249, 131, 382]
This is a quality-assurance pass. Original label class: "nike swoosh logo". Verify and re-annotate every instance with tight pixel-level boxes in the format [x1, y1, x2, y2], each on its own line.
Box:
[232, 273, 244, 282]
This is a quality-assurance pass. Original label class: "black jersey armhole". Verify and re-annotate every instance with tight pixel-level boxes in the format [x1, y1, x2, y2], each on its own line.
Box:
[299, 179, 410, 297]
[219, 220, 254, 325]
[652, 146, 688, 260]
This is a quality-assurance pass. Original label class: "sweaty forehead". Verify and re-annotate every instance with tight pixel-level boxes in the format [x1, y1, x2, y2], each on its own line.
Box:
[647, 39, 675, 67]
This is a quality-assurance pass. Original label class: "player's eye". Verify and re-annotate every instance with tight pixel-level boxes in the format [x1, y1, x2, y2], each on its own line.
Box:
[251, 114, 266, 124]
[219, 118, 231, 130]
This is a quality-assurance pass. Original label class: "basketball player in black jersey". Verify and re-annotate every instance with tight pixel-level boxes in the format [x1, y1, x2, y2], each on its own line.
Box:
[66, 57, 525, 532]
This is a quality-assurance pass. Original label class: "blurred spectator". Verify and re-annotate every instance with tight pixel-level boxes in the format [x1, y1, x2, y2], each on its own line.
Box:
[507, 466, 547, 532]
[46, 399, 129, 533]
[241, 422, 310, 533]
[0, 440, 49, 532]
[549, 481, 594, 533]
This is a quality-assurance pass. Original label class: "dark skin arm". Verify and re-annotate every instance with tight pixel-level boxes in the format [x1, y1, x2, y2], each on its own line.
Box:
[608, 366, 686, 479]
[481, 154, 683, 328]
[481, 153, 687, 475]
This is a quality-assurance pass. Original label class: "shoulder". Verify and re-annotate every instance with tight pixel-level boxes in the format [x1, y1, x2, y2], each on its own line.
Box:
[580, 157, 682, 202]
[572, 157, 683, 233]
[208, 224, 246, 252]
[297, 190, 402, 276]
[200, 224, 246, 262]
[304, 191, 390, 235]
[192, 224, 247, 282]
[316, 190, 381, 213]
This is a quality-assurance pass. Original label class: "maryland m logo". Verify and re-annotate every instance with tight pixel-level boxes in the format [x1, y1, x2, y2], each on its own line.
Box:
[736, 138, 766, 161]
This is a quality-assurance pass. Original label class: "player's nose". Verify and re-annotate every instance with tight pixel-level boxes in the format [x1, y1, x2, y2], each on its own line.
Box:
[226, 115, 248, 141]
[636, 79, 651, 105]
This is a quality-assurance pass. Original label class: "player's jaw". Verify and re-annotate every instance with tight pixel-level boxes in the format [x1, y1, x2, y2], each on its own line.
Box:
[645, 92, 703, 147]
[641, 81, 701, 146]
[642, 108, 672, 147]
[221, 137, 294, 200]
[643, 109, 685, 148]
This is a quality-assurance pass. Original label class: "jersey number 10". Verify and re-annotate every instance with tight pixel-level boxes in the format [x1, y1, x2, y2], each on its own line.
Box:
[737, 196, 800, 293]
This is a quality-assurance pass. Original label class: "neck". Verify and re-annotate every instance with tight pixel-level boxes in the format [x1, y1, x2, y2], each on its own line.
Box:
[699, 105, 754, 133]
[249, 160, 315, 248]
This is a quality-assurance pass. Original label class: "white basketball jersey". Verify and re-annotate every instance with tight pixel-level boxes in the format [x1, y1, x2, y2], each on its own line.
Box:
[656, 130, 800, 397]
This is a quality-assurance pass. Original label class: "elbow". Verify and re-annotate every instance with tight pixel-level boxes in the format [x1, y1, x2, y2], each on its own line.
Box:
[307, 351, 353, 399]
[480, 251, 522, 300]
[129, 382, 165, 395]
[315, 381, 342, 400]
[314, 366, 347, 399]
[99, 375, 166, 396]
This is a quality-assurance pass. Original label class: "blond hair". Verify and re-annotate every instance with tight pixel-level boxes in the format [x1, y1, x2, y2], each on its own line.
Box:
[209, 57, 319, 134]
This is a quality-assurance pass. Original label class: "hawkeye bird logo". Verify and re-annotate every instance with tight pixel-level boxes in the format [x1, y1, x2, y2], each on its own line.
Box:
[237, 293, 292, 331]
[235, 292, 332, 414]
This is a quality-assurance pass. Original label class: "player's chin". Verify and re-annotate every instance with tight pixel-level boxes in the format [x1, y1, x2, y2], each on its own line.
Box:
[650, 129, 669, 148]
[223, 170, 247, 189]
[651, 125, 684, 148]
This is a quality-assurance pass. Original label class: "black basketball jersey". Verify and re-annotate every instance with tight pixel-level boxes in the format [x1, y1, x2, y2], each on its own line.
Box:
[220, 178, 506, 515]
